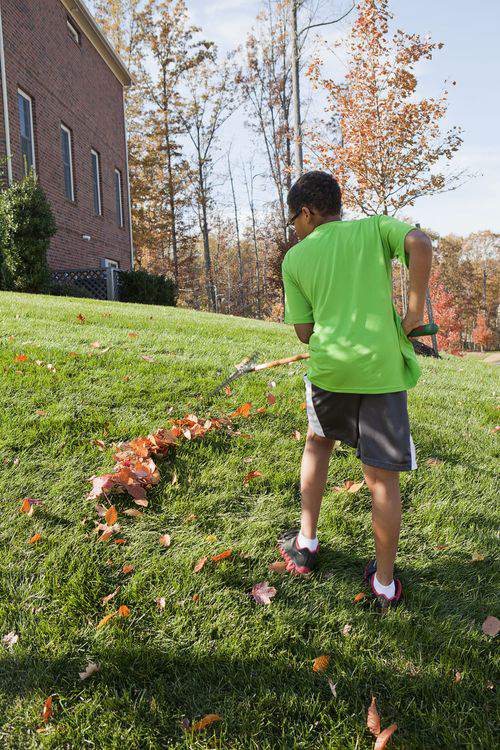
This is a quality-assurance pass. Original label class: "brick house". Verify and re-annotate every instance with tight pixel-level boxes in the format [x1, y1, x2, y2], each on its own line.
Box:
[0, 0, 134, 272]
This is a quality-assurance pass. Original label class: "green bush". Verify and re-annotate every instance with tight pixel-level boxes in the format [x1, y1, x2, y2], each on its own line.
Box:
[118, 269, 177, 306]
[0, 172, 56, 293]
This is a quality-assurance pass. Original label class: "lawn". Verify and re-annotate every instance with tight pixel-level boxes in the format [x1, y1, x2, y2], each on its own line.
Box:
[0, 291, 498, 750]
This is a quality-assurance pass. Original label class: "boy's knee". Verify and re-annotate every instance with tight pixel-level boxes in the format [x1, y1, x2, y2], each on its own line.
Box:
[362, 463, 400, 490]
[306, 428, 335, 449]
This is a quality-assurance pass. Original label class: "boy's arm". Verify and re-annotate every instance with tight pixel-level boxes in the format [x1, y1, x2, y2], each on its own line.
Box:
[401, 229, 433, 335]
[294, 322, 314, 344]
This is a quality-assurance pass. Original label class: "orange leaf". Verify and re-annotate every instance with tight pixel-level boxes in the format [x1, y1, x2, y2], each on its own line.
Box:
[105, 506, 118, 525]
[191, 713, 221, 732]
[114, 539, 127, 544]
[255, 407, 267, 413]
[41, 696, 53, 723]
[159, 534, 171, 548]
[192, 593, 199, 603]
[128, 332, 139, 338]
[312, 655, 330, 672]
[267, 393, 276, 405]
[97, 611, 117, 628]
[122, 564, 134, 574]
[118, 604, 131, 618]
[374, 724, 398, 749]
[193, 556, 207, 573]
[211, 549, 232, 562]
[229, 402, 252, 418]
[300, 401, 306, 410]
[269, 561, 287, 573]
[28, 533, 41, 545]
[367, 696, 381, 736]
[14, 354, 28, 362]
[354, 592, 366, 602]
[243, 470, 263, 485]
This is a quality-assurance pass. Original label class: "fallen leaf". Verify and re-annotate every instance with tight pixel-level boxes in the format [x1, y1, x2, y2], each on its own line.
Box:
[68, 351, 78, 357]
[2, 631, 19, 650]
[224, 385, 231, 396]
[156, 596, 166, 610]
[191, 714, 221, 732]
[471, 552, 485, 562]
[194, 556, 208, 573]
[28, 533, 42, 545]
[229, 402, 252, 418]
[251, 581, 277, 605]
[90, 341, 101, 349]
[342, 623, 352, 636]
[267, 393, 276, 405]
[354, 592, 366, 602]
[426, 457, 443, 467]
[35, 410, 47, 416]
[255, 407, 267, 413]
[269, 561, 287, 574]
[185, 513, 197, 522]
[171, 469, 178, 485]
[123, 375, 130, 382]
[114, 538, 127, 544]
[243, 470, 263, 485]
[482, 616, 500, 637]
[20, 498, 42, 516]
[97, 611, 117, 628]
[101, 587, 120, 605]
[7, 335, 15, 342]
[292, 430, 302, 440]
[312, 655, 330, 673]
[269, 380, 276, 388]
[79, 661, 100, 680]
[105, 506, 118, 525]
[453, 671, 462, 683]
[122, 564, 134, 574]
[141, 355, 155, 362]
[374, 724, 398, 749]
[93, 439, 106, 451]
[205, 534, 217, 543]
[76, 313, 86, 324]
[118, 605, 130, 618]
[367, 696, 381, 737]
[333, 480, 365, 494]
[327, 677, 337, 697]
[128, 332, 139, 338]
[192, 594, 199, 603]
[14, 354, 28, 362]
[41, 696, 53, 723]
[159, 534, 171, 548]
[211, 549, 232, 562]
[300, 401, 306, 410]
[435, 544, 449, 551]
[123, 508, 142, 517]
[134, 498, 149, 508]
[46, 363, 56, 372]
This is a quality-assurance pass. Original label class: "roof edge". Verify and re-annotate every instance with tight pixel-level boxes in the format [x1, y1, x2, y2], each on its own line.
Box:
[60, 0, 132, 87]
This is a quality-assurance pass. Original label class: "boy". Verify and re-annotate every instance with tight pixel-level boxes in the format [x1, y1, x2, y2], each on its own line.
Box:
[278, 171, 433, 610]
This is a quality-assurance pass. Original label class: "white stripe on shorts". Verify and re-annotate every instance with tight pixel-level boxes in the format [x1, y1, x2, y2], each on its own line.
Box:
[409, 434, 417, 469]
[304, 375, 325, 437]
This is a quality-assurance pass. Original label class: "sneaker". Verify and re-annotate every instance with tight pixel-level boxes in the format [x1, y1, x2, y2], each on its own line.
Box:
[278, 529, 319, 575]
[363, 559, 403, 611]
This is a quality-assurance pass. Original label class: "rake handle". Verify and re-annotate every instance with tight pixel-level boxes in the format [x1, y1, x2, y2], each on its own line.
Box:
[252, 353, 310, 371]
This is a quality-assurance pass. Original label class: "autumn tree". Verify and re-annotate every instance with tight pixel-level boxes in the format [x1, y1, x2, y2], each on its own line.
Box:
[472, 313, 495, 352]
[306, 0, 465, 215]
[429, 269, 463, 354]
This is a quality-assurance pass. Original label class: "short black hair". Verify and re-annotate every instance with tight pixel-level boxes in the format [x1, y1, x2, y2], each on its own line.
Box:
[287, 170, 341, 217]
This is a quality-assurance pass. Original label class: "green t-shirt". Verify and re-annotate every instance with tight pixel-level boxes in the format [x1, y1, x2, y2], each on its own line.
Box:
[282, 215, 421, 394]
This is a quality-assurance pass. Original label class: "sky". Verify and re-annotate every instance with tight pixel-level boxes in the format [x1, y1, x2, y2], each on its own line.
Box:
[181, 0, 500, 237]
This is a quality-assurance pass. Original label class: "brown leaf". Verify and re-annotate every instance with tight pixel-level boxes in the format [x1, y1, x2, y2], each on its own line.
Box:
[482, 616, 500, 637]
[101, 587, 120, 605]
[268, 561, 287, 574]
[471, 552, 485, 562]
[255, 407, 267, 413]
[76, 313, 86, 324]
[192, 593, 199, 603]
[118, 605, 131, 618]
[194, 556, 208, 573]
[211, 549, 232, 562]
[2, 631, 19, 649]
[134, 498, 149, 508]
[333, 480, 365, 494]
[141, 355, 155, 362]
[128, 332, 139, 338]
[374, 724, 398, 749]
[354, 592, 366, 602]
[159, 534, 171, 548]
[243, 470, 263, 485]
[42, 696, 53, 723]
[267, 393, 276, 404]
[171, 469, 178, 485]
[224, 385, 231, 396]
[292, 430, 302, 440]
[105, 506, 118, 525]
[191, 713, 221, 732]
[35, 409, 47, 416]
[79, 661, 100, 680]
[90, 341, 101, 349]
[312, 655, 330, 673]
[453, 671, 462, 683]
[28, 533, 42, 545]
[156, 596, 166, 610]
[251, 581, 277, 605]
[123, 508, 142, 517]
[300, 401, 306, 410]
[367, 696, 381, 736]
[426, 457, 444, 467]
[435, 545, 449, 551]
[327, 678, 337, 697]
[93, 439, 106, 451]
[122, 564, 134, 574]
[185, 513, 197, 522]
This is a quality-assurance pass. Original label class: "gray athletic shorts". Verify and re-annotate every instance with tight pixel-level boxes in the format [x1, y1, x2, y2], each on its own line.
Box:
[304, 375, 417, 472]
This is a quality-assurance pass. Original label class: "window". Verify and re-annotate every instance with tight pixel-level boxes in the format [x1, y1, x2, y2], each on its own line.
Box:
[91, 149, 102, 215]
[18, 90, 35, 176]
[67, 18, 80, 45]
[114, 168, 124, 228]
[61, 124, 75, 201]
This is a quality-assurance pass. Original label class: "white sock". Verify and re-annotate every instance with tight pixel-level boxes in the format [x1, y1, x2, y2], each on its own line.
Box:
[373, 573, 395, 599]
[297, 530, 319, 552]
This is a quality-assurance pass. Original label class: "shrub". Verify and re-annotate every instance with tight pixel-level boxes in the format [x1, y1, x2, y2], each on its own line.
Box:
[0, 172, 56, 293]
[118, 269, 177, 306]
[49, 281, 89, 299]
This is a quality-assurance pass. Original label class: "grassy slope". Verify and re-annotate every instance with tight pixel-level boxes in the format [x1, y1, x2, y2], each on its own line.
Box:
[0, 291, 498, 750]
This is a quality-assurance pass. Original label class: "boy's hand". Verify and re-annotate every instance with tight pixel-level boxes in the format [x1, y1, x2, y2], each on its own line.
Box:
[401, 313, 425, 336]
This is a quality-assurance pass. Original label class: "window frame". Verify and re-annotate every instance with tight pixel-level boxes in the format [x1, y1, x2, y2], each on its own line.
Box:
[17, 89, 36, 175]
[91, 148, 102, 216]
[114, 168, 124, 228]
[67, 18, 80, 45]
[60, 123, 75, 202]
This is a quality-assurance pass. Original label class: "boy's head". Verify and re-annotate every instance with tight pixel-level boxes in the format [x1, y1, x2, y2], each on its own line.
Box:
[286, 171, 342, 240]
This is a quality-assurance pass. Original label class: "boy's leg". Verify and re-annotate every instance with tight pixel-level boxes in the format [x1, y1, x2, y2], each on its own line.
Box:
[300, 427, 336, 539]
[362, 463, 401, 585]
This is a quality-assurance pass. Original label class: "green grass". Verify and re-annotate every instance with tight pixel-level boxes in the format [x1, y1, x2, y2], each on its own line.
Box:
[0, 291, 498, 750]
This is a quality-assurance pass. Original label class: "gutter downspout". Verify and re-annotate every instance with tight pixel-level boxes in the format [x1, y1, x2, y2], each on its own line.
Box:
[0, 5, 13, 185]
[122, 89, 134, 269]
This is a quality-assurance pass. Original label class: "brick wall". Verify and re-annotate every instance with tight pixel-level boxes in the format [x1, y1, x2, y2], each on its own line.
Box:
[0, 0, 132, 269]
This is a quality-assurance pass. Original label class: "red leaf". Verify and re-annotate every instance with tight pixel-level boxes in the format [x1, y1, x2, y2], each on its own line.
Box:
[28, 533, 42, 545]
[14, 354, 28, 362]
[41, 696, 53, 723]
[354, 592, 366, 602]
[243, 470, 263, 485]
[211, 549, 232, 562]
[122, 564, 134, 574]
[251, 581, 276, 605]
[374, 724, 398, 749]
[267, 393, 276, 404]
[367, 696, 381, 736]
[114, 538, 127, 544]
[193, 556, 208, 573]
